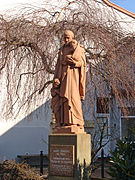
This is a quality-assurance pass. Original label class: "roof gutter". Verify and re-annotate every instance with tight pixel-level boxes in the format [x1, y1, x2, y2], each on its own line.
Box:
[103, 0, 135, 19]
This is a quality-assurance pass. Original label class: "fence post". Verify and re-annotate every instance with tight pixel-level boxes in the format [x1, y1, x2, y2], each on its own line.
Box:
[40, 150, 43, 175]
[101, 148, 104, 178]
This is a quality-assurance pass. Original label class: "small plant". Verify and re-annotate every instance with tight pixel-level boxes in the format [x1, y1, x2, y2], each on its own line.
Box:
[0, 160, 43, 180]
[108, 129, 135, 180]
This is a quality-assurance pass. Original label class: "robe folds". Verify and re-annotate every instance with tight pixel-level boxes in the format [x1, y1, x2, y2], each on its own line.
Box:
[51, 43, 86, 127]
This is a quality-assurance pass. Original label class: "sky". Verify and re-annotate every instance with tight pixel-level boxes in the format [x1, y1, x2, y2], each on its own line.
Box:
[110, 0, 135, 14]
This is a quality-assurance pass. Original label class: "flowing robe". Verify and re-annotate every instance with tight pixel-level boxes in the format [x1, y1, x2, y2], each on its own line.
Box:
[51, 43, 86, 127]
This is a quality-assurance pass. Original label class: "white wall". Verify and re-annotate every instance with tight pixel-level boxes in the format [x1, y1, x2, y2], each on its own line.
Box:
[0, 101, 51, 161]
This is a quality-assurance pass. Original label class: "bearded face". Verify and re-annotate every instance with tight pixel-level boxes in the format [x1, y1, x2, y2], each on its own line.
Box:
[64, 30, 74, 45]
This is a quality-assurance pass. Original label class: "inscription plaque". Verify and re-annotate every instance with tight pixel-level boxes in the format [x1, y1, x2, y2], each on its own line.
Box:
[50, 145, 75, 177]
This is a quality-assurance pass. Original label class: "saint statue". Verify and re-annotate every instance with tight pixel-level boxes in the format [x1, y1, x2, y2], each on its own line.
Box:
[51, 30, 86, 133]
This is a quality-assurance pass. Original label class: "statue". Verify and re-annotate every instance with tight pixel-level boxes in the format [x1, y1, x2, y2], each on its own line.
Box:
[51, 30, 86, 133]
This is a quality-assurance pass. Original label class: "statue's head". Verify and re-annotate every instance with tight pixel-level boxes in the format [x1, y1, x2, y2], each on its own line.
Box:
[64, 30, 74, 45]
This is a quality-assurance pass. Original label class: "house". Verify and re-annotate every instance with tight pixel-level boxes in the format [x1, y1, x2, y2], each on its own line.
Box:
[83, 0, 135, 156]
[0, 0, 135, 161]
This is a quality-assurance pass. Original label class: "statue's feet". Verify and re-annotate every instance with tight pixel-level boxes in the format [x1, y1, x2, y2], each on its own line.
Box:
[54, 124, 86, 134]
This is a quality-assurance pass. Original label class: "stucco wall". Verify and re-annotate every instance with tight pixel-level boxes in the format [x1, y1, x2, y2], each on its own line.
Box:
[0, 101, 51, 161]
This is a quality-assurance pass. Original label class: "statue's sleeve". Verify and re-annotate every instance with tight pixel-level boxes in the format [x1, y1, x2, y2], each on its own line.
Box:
[72, 44, 86, 100]
[79, 50, 86, 100]
[72, 45, 86, 100]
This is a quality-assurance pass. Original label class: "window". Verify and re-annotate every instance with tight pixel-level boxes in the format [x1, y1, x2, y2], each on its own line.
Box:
[96, 97, 109, 114]
[121, 107, 135, 140]
[121, 118, 135, 139]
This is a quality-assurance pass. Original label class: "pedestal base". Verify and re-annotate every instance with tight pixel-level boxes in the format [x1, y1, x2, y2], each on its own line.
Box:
[48, 134, 91, 180]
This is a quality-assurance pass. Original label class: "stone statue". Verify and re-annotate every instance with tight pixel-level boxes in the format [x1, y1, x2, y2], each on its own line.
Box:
[51, 30, 86, 133]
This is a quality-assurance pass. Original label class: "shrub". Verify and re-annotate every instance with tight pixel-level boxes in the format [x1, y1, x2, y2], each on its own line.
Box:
[108, 129, 135, 180]
[0, 160, 43, 180]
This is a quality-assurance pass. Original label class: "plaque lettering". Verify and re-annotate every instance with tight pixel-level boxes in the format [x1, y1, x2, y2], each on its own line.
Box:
[50, 145, 75, 177]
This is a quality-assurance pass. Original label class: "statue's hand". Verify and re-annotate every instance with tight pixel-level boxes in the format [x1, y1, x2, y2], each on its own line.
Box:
[66, 56, 76, 66]
[53, 78, 60, 88]
[66, 56, 81, 67]
[67, 59, 76, 65]
[66, 55, 72, 59]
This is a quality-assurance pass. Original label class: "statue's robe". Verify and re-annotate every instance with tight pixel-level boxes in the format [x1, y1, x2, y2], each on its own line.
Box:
[51, 43, 86, 128]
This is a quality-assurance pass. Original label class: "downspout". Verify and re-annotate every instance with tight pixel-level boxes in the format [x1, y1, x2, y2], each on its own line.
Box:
[103, 0, 135, 19]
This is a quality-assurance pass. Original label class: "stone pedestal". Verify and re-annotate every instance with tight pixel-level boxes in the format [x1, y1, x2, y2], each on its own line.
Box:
[48, 134, 91, 180]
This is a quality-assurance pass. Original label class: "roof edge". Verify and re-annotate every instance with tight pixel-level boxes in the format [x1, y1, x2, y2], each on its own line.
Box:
[103, 0, 135, 19]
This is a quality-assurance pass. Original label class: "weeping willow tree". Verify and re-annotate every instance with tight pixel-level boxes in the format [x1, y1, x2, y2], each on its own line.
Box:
[0, 0, 134, 119]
